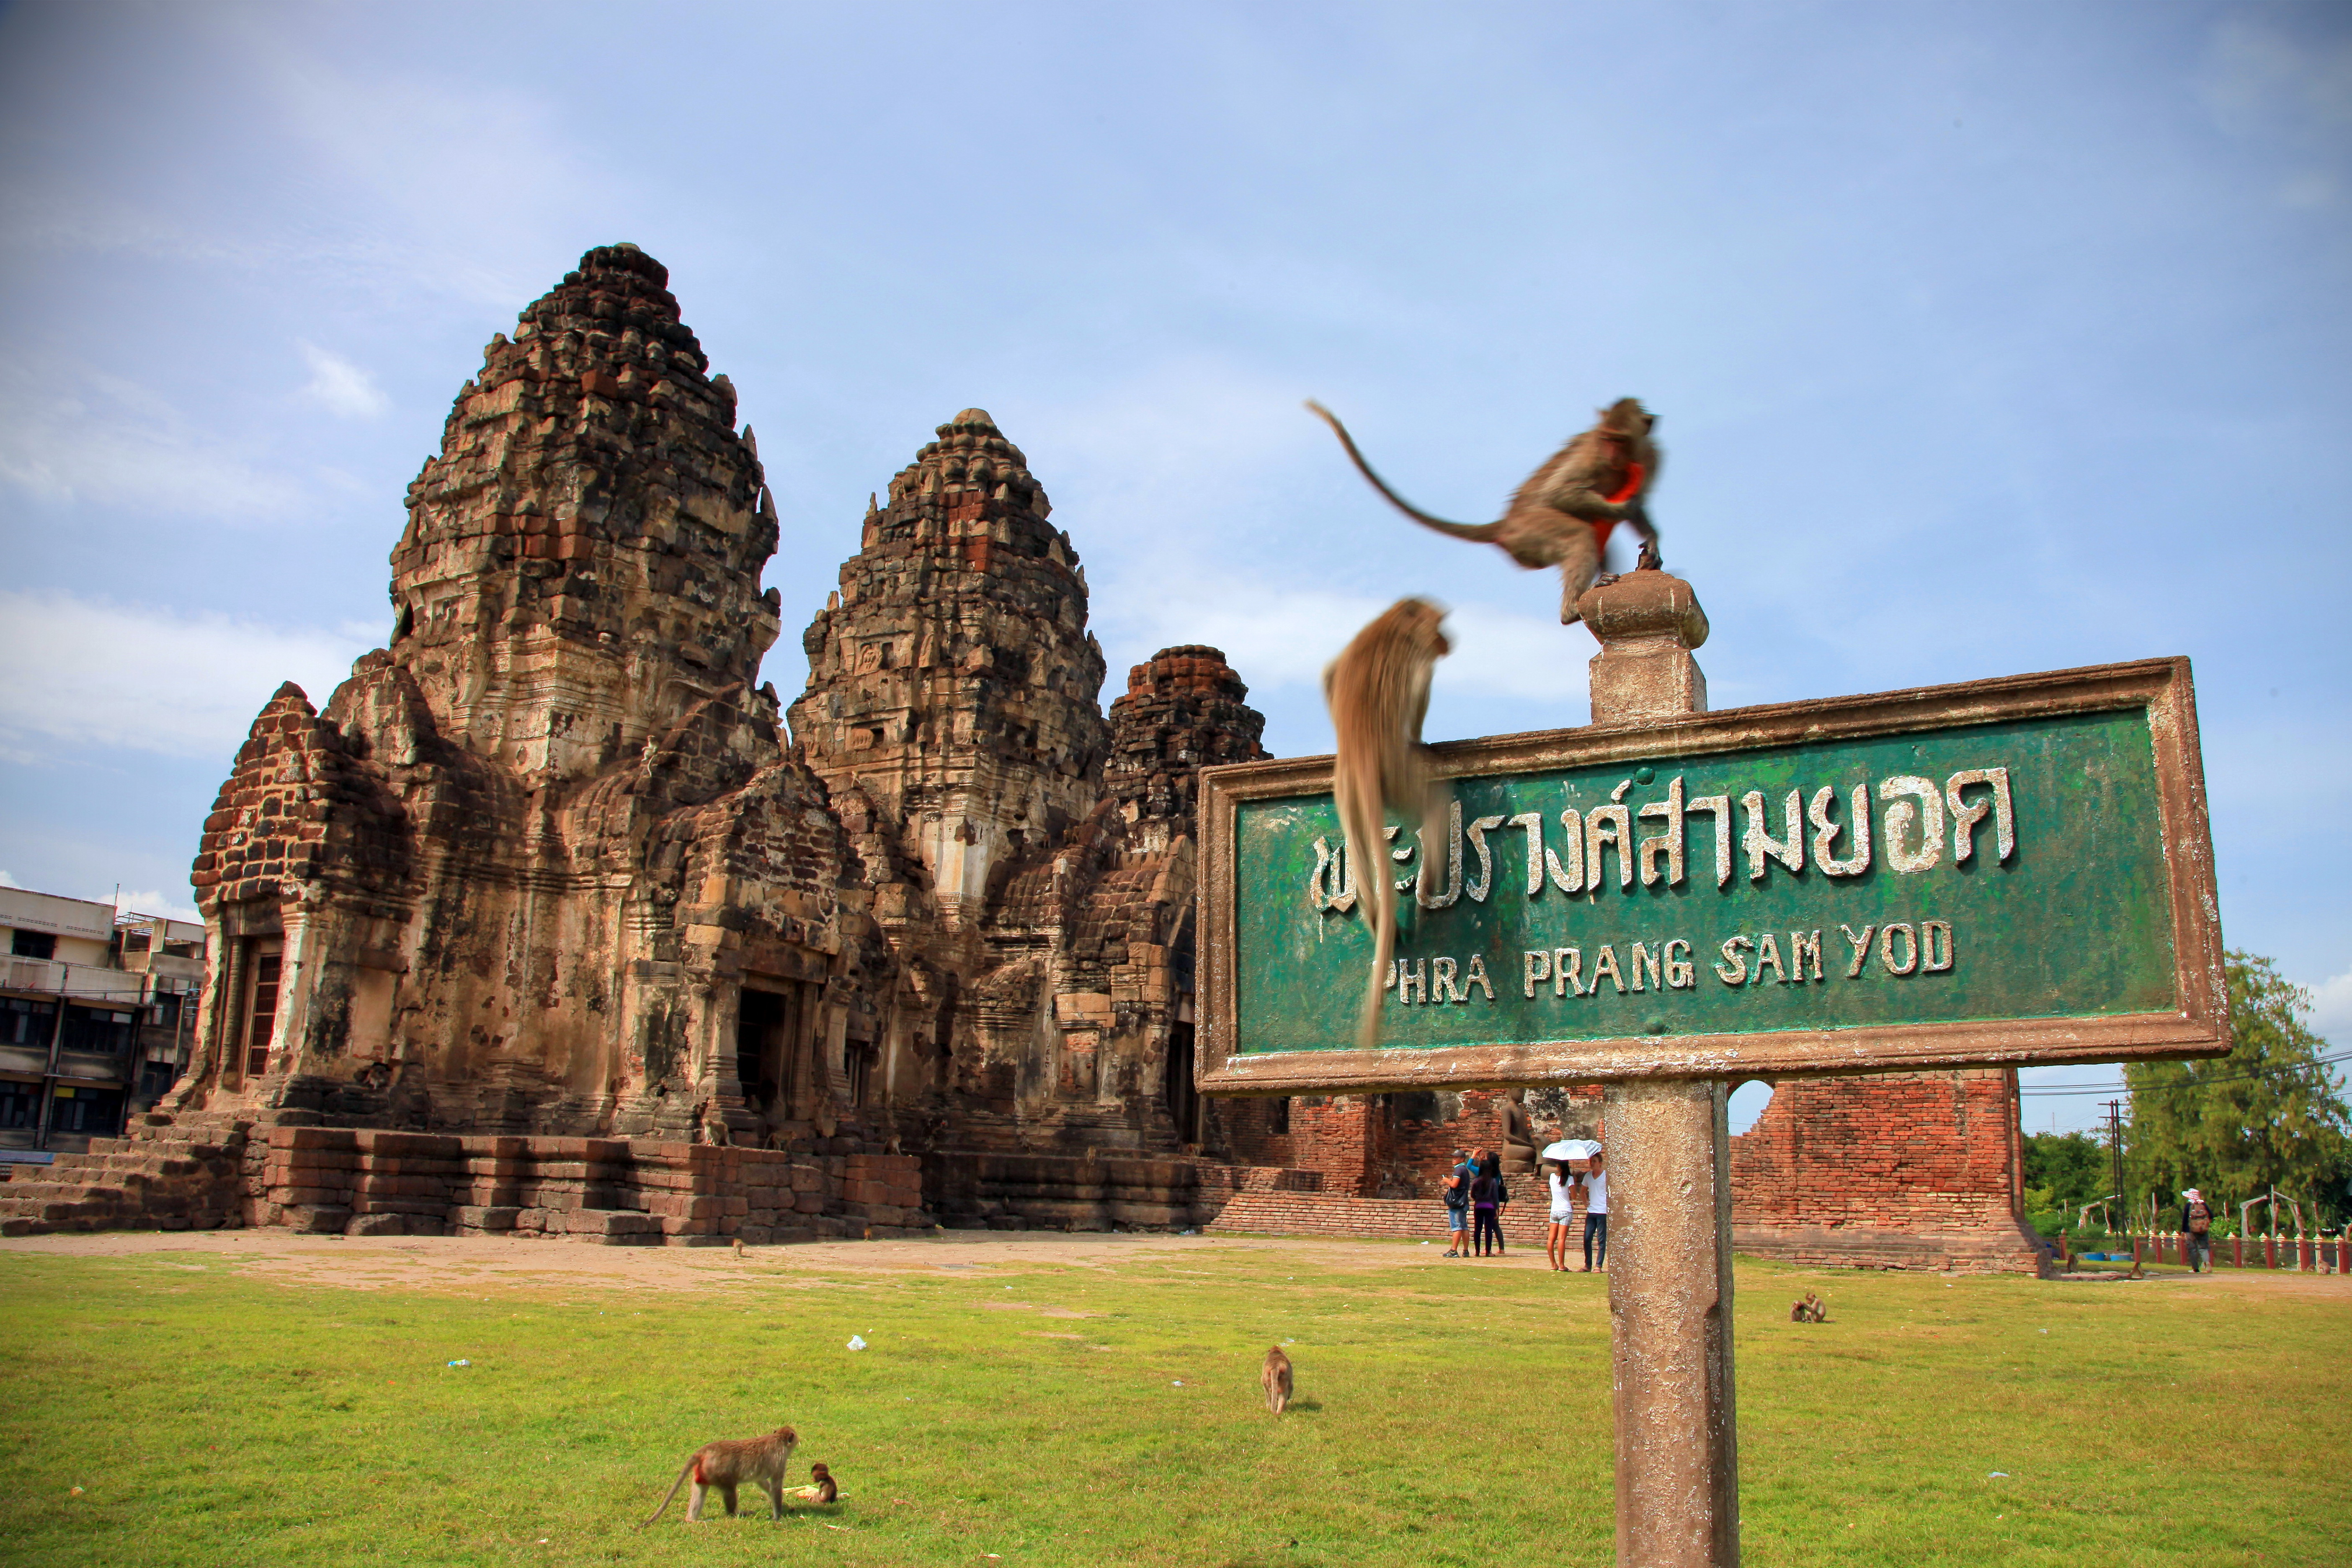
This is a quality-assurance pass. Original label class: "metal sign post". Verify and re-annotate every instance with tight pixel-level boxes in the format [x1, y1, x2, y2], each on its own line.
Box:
[1192, 567, 2228, 1568]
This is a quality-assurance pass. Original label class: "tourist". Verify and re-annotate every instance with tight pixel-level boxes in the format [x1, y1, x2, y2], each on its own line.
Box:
[2180, 1186, 2215, 1273]
[1579, 1149, 1608, 1271]
[1546, 1155, 1576, 1271]
[1442, 1147, 1473, 1256]
[1472, 1149, 1509, 1257]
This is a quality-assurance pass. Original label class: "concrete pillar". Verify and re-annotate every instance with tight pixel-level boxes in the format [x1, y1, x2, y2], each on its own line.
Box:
[1579, 565, 1738, 1567]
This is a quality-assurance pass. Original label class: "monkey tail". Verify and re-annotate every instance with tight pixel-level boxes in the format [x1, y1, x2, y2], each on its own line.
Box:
[1357, 838, 1396, 1052]
[1305, 401, 1501, 544]
[640, 1462, 695, 1529]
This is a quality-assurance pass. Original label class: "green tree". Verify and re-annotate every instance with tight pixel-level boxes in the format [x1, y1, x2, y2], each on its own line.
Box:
[2125, 951, 2351, 1228]
[2022, 1130, 2113, 1222]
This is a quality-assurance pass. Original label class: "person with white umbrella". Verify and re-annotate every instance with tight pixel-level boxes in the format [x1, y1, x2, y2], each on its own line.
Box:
[1542, 1139, 1602, 1273]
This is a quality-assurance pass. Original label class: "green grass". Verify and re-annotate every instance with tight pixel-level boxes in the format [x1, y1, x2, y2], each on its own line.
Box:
[0, 1238, 2344, 1566]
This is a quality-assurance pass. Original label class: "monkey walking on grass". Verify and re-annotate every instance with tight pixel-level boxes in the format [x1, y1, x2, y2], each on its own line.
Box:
[1263, 1345, 1295, 1415]
[1307, 398, 1663, 625]
[1323, 598, 1452, 1050]
[640, 1426, 799, 1525]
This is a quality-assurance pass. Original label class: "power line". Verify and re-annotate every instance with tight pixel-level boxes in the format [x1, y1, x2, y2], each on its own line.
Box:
[2019, 1048, 2352, 1097]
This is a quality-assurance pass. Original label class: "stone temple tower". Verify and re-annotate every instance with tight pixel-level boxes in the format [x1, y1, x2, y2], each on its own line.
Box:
[178, 245, 889, 1144]
[790, 410, 1108, 937]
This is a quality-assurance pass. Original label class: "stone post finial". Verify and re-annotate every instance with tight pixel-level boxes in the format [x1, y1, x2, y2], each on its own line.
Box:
[1575, 568, 1710, 726]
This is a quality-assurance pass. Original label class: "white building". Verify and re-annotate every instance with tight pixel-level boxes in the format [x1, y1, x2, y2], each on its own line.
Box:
[0, 885, 206, 1154]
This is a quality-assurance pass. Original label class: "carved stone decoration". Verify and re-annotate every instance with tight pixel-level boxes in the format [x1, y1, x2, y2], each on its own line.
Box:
[175, 245, 880, 1158]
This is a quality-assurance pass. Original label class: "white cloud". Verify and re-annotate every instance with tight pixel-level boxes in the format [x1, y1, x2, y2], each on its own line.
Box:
[0, 871, 18, 888]
[0, 360, 306, 521]
[116, 888, 201, 923]
[297, 342, 389, 418]
[2307, 966, 2352, 1047]
[2199, 18, 2352, 139]
[0, 590, 376, 761]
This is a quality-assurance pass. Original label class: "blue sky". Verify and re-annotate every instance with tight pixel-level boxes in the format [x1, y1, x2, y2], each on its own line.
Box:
[1, 2, 2344, 1131]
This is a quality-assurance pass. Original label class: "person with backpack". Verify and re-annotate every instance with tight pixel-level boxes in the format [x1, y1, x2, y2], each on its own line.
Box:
[1441, 1148, 1475, 1257]
[1578, 1149, 1609, 1271]
[1471, 1150, 1510, 1258]
[2180, 1187, 2215, 1273]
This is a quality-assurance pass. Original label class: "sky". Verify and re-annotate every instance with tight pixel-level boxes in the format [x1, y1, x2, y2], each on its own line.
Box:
[0, 2, 2344, 1133]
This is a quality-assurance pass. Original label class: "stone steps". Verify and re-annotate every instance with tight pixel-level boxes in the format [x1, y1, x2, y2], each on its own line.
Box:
[0, 1124, 248, 1236]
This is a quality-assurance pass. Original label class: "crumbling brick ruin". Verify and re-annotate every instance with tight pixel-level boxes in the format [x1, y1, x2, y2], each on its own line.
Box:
[0, 242, 2036, 1268]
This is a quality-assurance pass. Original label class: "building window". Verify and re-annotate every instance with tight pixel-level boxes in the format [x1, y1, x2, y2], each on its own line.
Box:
[0, 1080, 36, 1129]
[0, 997, 56, 1047]
[1269, 1096, 1291, 1135]
[847, 1043, 874, 1107]
[244, 944, 284, 1079]
[49, 1086, 125, 1137]
[10, 930, 55, 961]
[62, 1007, 137, 1056]
[138, 1059, 182, 1100]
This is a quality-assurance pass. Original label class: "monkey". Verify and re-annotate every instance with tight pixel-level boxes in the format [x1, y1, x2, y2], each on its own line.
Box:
[640, 1425, 798, 1526]
[1790, 1292, 1828, 1323]
[1263, 1344, 1294, 1415]
[1323, 598, 1453, 1050]
[732, 1237, 746, 1259]
[781, 1462, 840, 1506]
[1307, 399, 1661, 624]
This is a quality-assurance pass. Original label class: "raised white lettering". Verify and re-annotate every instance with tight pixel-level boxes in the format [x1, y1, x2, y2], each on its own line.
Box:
[1586, 803, 1633, 892]
[1417, 799, 1464, 910]
[1431, 956, 1462, 1002]
[1743, 789, 1805, 882]
[1839, 923, 1875, 978]
[1554, 947, 1585, 998]
[1715, 935, 1752, 986]
[1947, 767, 2015, 864]
[1523, 949, 1552, 999]
[1627, 941, 1663, 993]
[1810, 784, 1872, 877]
[1687, 793, 1733, 887]
[1880, 923, 1919, 976]
[1462, 954, 1496, 1001]
[1922, 920, 1953, 972]
[1879, 776, 1945, 874]
[1591, 945, 1627, 994]
[1664, 939, 1695, 989]
[1395, 958, 1427, 1005]
[1637, 775, 1687, 887]
[1753, 932, 1787, 985]
[1463, 813, 1506, 903]
[1790, 928, 1823, 982]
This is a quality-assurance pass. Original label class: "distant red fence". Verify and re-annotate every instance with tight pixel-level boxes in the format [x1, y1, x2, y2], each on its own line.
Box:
[2092, 1231, 2349, 1273]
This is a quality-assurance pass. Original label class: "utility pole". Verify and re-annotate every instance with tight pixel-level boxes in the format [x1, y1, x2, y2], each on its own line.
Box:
[2103, 1099, 2125, 1238]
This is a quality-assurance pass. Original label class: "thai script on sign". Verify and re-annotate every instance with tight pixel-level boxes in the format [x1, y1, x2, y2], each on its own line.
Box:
[1307, 766, 2013, 914]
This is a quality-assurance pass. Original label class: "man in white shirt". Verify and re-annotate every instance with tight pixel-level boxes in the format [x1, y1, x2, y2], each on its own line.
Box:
[1580, 1150, 1608, 1271]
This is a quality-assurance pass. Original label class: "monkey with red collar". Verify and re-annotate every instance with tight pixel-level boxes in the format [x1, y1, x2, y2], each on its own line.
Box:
[1307, 398, 1662, 624]
[640, 1426, 798, 1525]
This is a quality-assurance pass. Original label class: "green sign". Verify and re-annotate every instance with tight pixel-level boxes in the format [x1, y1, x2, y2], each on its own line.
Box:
[1196, 659, 2225, 1091]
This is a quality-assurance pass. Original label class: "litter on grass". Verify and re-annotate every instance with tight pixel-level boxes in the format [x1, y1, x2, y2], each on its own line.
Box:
[447, 1359, 471, 1367]
[847, 1335, 868, 1351]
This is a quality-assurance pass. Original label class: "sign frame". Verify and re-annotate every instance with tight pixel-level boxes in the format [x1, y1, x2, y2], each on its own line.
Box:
[1194, 656, 2226, 1096]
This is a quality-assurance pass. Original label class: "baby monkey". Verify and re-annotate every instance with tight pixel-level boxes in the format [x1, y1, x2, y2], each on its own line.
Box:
[640, 1424, 798, 1525]
[1790, 1293, 1829, 1323]
[1308, 398, 1661, 624]
[1263, 1345, 1295, 1416]
[783, 1462, 839, 1506]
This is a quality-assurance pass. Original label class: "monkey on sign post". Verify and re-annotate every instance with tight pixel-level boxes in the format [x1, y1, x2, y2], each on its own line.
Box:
[1263, 1345, 1295, 1415]
[640, 1426, 799, 1525]
[1307, 399, 1662, 624]
[1324, 598, 1452, 1050]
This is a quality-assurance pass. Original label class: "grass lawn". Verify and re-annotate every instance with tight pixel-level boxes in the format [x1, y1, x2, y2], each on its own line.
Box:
[0, 1230, 2343, 1567]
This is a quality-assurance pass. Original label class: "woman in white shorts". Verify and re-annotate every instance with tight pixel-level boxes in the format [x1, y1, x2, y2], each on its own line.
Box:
[1546, 1156, 1576, 1271]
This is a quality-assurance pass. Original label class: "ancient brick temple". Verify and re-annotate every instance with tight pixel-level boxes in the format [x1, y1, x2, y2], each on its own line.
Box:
[0, 242, 2035, 1268]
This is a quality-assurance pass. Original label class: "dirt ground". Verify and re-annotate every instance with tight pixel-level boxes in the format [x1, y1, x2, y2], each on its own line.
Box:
[6, 1226, 2349, 1301]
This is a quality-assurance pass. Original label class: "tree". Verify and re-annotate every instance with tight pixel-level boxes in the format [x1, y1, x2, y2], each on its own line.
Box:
[2125, 951, 2351, 1229]
[2022, 1131, 2112, 1223]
